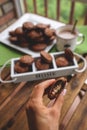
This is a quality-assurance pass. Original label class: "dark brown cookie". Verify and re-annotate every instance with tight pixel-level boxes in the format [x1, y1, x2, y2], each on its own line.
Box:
[19, 42, 29, 48]
[40, 51, 52, 64]
[9, 36, 18, 43]
[35, 58, 50, 70]
[55, 56, 69, 67]
[22, 22, 34, 32]
[30, 43, 47, 52]
[35, 23, 50, 30]
[27, 30, 42, 39]
[9, 30, 16, 36]
[65, 48, 74, 62]
[32, 36, 45, 43]
[20, 55, 34, 65]
[15, 27, 24, 36]
[44, 28, 56, 37]
[14, 61, 29, 73]
[48, 77, 67, 100]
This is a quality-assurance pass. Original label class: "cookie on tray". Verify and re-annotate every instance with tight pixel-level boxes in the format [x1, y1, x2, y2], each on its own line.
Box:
[35, 51, 52, 70]
[35, 58, 50, 70]
[14, 55, 34, 73]
[55, 56, 69, 67]
[40, 51, 52, 64]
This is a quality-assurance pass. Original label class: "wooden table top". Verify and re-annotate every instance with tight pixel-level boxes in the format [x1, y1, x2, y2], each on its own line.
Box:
[0, 55, 87, 130]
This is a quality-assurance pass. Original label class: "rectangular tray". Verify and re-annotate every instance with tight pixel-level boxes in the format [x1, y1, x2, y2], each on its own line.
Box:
[11, 51, 78, 83]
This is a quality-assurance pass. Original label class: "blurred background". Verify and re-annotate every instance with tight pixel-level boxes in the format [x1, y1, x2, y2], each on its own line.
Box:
[0, 0, 87, 32]
[25, 0, 87, 24]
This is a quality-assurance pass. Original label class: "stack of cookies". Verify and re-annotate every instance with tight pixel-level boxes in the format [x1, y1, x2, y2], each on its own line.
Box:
[9, 22, 56, 52]
[14, 55, 34, 73]
[35, 51, 53, 70]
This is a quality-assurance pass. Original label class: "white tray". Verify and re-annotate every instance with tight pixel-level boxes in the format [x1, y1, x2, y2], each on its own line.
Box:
[11, 52, 78, 83]
[0, 52, 86, 83]
[0, 13, 65, 56]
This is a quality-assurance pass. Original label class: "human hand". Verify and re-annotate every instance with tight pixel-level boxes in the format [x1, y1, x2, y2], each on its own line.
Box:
[26, 79, 66, 130]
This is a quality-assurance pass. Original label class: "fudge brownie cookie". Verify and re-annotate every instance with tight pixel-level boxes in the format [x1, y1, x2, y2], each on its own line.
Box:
[30, 43, 47, 52]
[14, 61, 29, 73]
[22, 22, 34, 32]
[48, 77, 67, 99]
[55, 56, 69, 67]
[15, 27, 24, 36]
[9, 36, 18, 44]
[19, 42, 29, 48]
[65, 48, 74, 62]
[20, 55, 34, 65]
[35, 58, 50, 70]
[40, 51, 52, 64]
[44, 28, 56, 37]
[35, 23, 50, 30]
[27, 30, 42, 39]
[9, 30, 16, 36]
[14, 55, 34, 73]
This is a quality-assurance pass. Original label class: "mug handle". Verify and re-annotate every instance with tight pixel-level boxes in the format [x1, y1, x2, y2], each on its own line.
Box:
[76, 33, 85, 45]
[74, 53, 87, 73]
[0, 59, 17, 83]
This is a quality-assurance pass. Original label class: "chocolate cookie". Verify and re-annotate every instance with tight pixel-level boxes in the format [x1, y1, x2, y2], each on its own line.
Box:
[65, 48, 74, 62]
[15, 27, 24, 36]
[9, 30, 16, 36]
[48, 77, 67, 99]
[44, 28, 56, 37]
[35, 23, 50, 30]
[35, 58, 50, 70]
[19, 42, 29, 48]
[20, 55, 34, 65]
[27, 30, 42, 39]
[14, 61, 29, 73]
[40, 51, 52, 64]
[55, 56, 69, 67]
[9, 36, 18, 44]
[22, 22, 34, 32]
[30, 43, 47, 52]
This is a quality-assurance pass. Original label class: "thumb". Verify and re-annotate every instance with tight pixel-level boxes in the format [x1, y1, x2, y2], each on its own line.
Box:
[53, 89, 67, 112]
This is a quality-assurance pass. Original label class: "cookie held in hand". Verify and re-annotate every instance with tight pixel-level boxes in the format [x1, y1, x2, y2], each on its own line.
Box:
[48, 77, 67, 100]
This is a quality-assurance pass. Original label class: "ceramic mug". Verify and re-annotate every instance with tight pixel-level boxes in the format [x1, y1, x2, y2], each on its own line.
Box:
[56, 25, 84, 51]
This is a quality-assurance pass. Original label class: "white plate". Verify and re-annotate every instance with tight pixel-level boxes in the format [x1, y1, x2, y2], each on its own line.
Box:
[0, 13, 65, 56]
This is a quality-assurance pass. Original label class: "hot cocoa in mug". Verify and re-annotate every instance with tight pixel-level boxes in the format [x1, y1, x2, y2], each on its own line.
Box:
[56, 25, 84, 51]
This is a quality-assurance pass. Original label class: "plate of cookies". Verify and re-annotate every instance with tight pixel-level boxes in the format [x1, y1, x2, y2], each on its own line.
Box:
[0, 13, 64, 56]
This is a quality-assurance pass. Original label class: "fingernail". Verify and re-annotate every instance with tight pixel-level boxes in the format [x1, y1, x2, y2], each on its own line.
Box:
[62, 89, 67, 96]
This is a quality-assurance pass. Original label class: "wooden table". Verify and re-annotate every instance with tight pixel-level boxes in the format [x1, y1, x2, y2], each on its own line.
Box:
[0, 54, 87, 130]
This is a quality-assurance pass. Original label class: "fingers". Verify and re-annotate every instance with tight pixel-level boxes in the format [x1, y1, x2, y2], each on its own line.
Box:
[53, 89, 67, 112]
[31, 79, 56, 99]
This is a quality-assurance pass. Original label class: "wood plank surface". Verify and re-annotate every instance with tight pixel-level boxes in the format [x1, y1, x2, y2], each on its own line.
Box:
[0, 80, 41, 129]
[66, 90, 87, 130]
[0, 55, 87, 130]
[60, 67, 87, 120]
